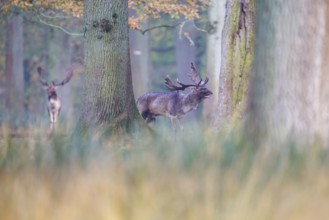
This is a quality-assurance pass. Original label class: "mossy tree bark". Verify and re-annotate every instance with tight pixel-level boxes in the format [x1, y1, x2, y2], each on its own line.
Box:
[214, 0, 255, 129]
[83, 0, 140, 132]
[246, 0, 329, 146]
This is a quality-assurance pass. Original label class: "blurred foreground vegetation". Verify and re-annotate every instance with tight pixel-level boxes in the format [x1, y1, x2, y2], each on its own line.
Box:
[1, 123, 329, 220]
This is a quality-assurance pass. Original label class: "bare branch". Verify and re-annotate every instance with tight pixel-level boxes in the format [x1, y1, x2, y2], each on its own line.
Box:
[37, 17, 83, 37]
[178, 21, 195, 46]
[138, 23, 180, 35]
[40, 12, 72, 20]
[192, 20, 208, 33]
[178, 21, 186, 40]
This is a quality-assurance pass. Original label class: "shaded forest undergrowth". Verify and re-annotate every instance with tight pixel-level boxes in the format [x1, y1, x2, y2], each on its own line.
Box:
[1, 123, 329, 220]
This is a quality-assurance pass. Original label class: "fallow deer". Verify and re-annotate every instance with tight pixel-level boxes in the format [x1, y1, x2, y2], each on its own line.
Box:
[37, 66, 73, 130]
[136, 63, 212, 129]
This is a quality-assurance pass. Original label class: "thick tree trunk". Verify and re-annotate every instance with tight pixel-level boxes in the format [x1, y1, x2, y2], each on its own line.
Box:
[5, 14, 24, 124]
[83, 0, 139, 131]
[203, 0, 226, 121]
[246, 1, 329, 146]
[214, 0, 255, 129]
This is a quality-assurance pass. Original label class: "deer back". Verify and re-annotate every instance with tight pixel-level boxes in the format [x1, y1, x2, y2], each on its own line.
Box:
[137, 92, 181, 116]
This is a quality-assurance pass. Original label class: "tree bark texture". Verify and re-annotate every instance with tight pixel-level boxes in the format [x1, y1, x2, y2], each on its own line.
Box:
[83, 0, 139, 131]
[204, 0, 226, 121]
[214, 0, 255, 129]
[4, 14, 24, 123]
[246, 0, 329, 146]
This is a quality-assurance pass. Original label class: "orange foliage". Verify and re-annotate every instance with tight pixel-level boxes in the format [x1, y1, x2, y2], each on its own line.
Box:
[129, 0, 209, 29]
[1, 0, 209, 29]
[2, 0, 84, 18]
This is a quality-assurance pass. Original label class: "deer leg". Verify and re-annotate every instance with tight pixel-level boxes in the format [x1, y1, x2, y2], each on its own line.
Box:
[50, 122, 55, 132]
[177, 119, 184, 131]
[146, 116, 156, 123]
[141, 111, 149, 120]
[55, 108, 61, 123]
[48, 111, 54, 132]
[47, 108, 51, 122]
[49, 111, 55, 124]
[170, 117, 178, 130]
[142, 111, 156, 124]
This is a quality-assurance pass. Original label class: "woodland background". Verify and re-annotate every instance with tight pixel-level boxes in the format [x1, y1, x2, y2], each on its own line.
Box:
[1, 1, 329, 220]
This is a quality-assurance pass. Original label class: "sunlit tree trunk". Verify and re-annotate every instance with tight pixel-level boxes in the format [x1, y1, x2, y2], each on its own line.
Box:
[203, 0, 226, 121]
[214, 0, 255, 129]
[246, 0, 329, 146]
[83, 0, 140, 132]
[4, 14, 24, 124]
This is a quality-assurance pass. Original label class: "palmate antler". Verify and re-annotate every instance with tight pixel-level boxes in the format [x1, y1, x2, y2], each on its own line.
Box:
[164, 62, 209, 92]
[165, 76, 196, 91]
[53, 67, 74, 86]
[188, 62, 209, 86]
[37, 67, 73, 87]
[37, 67, 49, 87]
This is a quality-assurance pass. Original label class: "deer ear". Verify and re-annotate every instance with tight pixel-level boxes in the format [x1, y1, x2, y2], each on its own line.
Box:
[42, 85, 48, 90]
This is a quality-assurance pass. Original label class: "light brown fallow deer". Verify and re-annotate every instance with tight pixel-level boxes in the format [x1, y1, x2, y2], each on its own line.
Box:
[37, 66, 73, 130]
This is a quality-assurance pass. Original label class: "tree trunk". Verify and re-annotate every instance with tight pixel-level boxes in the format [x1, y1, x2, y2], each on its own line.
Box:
[214, 0, 255, 129]
[246, 0, 329, 146]
[203, 0, 226, 121]
[4, 14, 24, 124]
[83, 0, 139, 132]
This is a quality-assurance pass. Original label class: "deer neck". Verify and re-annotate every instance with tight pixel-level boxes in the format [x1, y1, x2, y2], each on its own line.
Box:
[180, 92, 200, 114]
[48, 91, 58, 101]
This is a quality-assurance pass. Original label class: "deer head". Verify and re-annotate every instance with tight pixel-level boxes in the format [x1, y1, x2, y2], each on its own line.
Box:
[38, 66, 73, 129]
[136, 62, 212, 129]
[165, 62, 212, 98]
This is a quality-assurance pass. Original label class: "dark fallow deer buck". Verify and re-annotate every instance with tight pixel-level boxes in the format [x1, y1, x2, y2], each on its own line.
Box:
[37, 66, 73, 130]
[137, 63, 213, 129]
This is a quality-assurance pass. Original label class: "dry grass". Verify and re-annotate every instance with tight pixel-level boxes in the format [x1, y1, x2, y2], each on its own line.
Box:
[0, 123, 329, 220]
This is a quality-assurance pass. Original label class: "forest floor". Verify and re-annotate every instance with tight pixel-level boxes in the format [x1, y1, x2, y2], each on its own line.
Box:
[0, 122, 329, 220]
